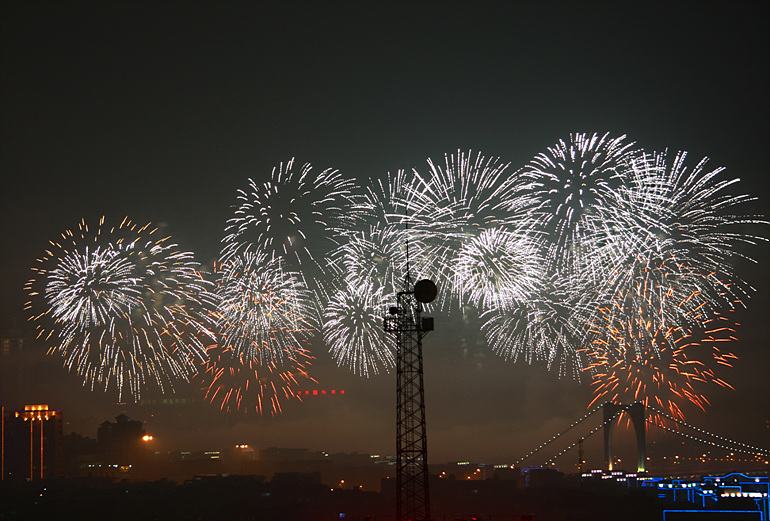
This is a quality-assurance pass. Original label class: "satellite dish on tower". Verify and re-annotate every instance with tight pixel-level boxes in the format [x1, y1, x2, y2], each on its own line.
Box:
[413, 279, 438, 303]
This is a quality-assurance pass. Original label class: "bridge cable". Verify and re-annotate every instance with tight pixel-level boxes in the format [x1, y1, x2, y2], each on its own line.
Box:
[646, 405, 769, 456]
[516, 402, 629, 466]
[543, 403, 636, 466]
[647, 417, 770, 458]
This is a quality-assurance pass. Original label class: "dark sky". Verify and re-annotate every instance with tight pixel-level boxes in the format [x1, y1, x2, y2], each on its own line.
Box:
[1, 1, 768, 467]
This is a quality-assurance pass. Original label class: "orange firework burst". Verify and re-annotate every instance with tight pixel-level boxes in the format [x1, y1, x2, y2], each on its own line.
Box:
[199, 251, 319, 415]
[199, 344, 316, 415]
[581, 260, 738, 421]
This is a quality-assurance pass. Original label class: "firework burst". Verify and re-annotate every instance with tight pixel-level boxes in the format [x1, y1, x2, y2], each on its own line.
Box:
[580, 247, 743, 421]
[25, 217, 215, 402]
[326, 223, 408, 296]
[408, 150, 525, 232]
[582, 304, 737, 421]
[211, 251, 317, 365]
[221, 159, 360, 275]
[604, 150, 765, 304]
[356, 169, 413, 226]
[611, 253, 738, 342]
[452, 227, 546, 309]
[202, 250, 318, 413]
[323, 280, 395, 377]
[517, 132, 639, 278]
[404, 150, 536, 304]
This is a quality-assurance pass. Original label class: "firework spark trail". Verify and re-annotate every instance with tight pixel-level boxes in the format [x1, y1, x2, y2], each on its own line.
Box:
[323, 279, 395, 377]
[480, 274, 586, 381]
[25, 217, 215, 402]
[199, 344, 317, 415]
[211, 251, 317, 365]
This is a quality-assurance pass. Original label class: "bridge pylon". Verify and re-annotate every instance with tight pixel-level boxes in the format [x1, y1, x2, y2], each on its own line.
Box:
[603, 402, 646, 473]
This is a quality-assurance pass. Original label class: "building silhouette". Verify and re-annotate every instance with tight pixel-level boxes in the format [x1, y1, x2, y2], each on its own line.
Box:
[97, 413, 146, 469]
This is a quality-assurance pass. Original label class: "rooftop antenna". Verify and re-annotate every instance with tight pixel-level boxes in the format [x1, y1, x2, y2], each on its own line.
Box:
[384, 202, 436, 521]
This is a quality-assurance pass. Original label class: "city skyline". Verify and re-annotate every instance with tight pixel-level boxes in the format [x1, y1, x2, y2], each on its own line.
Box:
[1, 1, 768, 467]
[4, 401, 764, 483]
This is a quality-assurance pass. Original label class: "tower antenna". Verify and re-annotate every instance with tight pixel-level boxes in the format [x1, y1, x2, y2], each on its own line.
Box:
[383, 201, 437, 521]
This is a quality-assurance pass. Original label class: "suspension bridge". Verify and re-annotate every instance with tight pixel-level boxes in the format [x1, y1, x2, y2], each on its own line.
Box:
[514, 402, 769, 474]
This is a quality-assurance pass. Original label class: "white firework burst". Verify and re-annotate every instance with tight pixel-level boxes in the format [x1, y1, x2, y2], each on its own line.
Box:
[518, 132, 638, 277]
[211, 251, 317, 365]
[221, 158, 361, 273]
[453, 227, 546, 309]
[25, 217, 215, 402]
[323, 280, 395, 377]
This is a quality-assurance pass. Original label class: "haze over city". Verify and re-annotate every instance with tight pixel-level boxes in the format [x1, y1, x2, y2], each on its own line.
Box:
[1, 0, 768, 474]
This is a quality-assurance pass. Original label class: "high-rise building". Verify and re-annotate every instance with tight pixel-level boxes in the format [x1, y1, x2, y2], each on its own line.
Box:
[2, 404, 63, 480]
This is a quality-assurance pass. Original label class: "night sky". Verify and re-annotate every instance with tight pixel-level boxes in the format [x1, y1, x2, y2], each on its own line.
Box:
[1, 1, 768, 468]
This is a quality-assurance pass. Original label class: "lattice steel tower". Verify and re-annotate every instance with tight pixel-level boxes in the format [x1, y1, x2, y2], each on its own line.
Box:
[384, 275, 436, 521]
